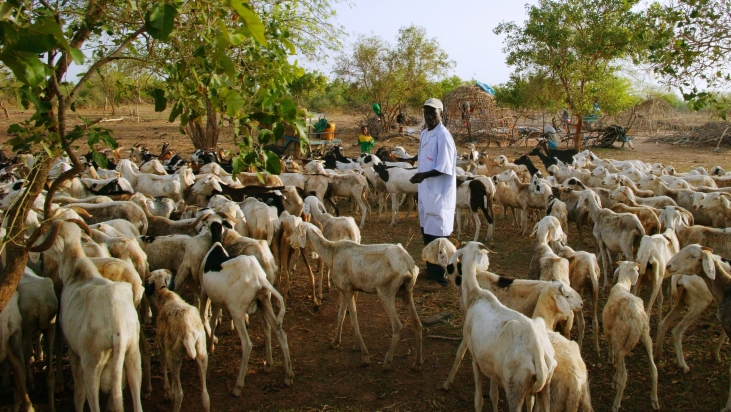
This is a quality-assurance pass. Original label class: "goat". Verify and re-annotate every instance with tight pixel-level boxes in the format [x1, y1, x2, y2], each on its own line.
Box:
[455, 177, 494, 243]
[289, 221, 422, 370]
[30, 220, 143, 412]
[660, 206, 731, 259]
[0, 292, 34, 412]
[603, 261, 659, 411]
[146, 269, 209, 412]
[199, 243, 294, 396]
[635, 229, 680, 323]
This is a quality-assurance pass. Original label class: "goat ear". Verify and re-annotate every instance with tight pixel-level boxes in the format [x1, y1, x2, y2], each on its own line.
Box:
[447, 249, 463, 266]
[702, 251, 717, 280]
[437, 243, 451, 267]
[555, 294, 571, 318]
[475, 250, 489, 270]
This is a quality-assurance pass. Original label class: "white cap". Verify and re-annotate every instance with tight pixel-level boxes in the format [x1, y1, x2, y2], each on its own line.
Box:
[423, 98, 443, 111]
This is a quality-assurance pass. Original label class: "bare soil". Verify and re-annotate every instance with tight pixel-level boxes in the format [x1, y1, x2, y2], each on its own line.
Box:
[1, 107, 731, 411]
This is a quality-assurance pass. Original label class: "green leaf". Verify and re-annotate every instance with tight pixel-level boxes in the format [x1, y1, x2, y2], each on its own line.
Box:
[168, 101, 183, 122]
[258, 129, 274, 144]
[40, 142, 53, 158]
[278, 99, 297, 121]
[91, 150, 109, 169]
[1, 52, 47, 87]
[273, 122, 284, 139]
[230, 0, 268, 46]
[221, 90, 245, 117]
[151, 88, 167, 112]
[69, 48, 85, 65]
[263, 150, 281, 175]
[213, 50, 237, 79]
[145, 2, 179, 41]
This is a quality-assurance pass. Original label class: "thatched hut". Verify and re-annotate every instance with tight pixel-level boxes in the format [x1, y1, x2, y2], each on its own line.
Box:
[442, 84, 513, 144]
[617, 97, 681, 136]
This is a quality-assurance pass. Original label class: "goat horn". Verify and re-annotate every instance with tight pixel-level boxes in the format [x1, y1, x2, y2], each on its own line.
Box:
[192, 213, 210, 227]
[29, 221, 62, 252]
[67, 218, 92, 237]
[216, 211, 237, 222]
[66, 206, 92, 218]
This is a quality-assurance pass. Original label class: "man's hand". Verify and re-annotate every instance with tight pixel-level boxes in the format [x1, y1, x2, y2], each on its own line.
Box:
[410, 173, 425, 184]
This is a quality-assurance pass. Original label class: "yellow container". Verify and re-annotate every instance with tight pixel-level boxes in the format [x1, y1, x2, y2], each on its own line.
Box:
[321, 122, 336, 140]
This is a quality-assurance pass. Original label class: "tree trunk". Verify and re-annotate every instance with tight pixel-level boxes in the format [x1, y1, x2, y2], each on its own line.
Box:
[187, 101, 220, 149]
[0, 99, 9, 119]
[574, 113, 583, 151]
[0, 155, 53, 312]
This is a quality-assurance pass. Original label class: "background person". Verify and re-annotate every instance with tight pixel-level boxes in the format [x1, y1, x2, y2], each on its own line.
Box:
[358, 125, 375, 154]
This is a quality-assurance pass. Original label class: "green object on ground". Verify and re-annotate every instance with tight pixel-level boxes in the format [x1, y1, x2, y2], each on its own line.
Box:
[313, 118, 329, 133]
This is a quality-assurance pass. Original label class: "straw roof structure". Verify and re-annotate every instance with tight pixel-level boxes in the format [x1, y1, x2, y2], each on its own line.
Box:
[442, 85, 513, 142]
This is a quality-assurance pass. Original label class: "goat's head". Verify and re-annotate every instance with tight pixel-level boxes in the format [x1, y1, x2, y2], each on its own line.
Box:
[146, 269, 175, 297]
[30, 219, 92, 257]
[421, 238, 457, 268]
[666, 244, 717, 280]
[613, 261, 640, 285]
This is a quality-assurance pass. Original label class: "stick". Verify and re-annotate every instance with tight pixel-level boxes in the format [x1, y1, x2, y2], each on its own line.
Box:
[715, 127, 729, 151]
[427, 334, 462, 341]
[99, 116, 125, 123]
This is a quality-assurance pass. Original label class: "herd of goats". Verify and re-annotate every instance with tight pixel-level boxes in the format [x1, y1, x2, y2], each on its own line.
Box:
[1, 138, 731, 412]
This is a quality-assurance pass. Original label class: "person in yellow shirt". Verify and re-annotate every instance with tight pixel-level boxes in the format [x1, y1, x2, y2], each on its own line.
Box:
[358, 125, 375, 154]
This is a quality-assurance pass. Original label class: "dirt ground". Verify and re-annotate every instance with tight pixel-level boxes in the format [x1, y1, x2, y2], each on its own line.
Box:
[2, 107, 731, 411]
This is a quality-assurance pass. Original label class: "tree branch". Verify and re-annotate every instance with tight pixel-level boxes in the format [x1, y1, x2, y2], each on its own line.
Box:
[65, 26, 146, 106]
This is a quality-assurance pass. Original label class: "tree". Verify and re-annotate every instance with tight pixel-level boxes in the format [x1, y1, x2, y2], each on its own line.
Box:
[150, 0, 343, 156]
[645, 0, 731, 117]
[494, 0, 646, 149]
[334, 25, 454, 132]
[0, 0, 311, 312]
[289, 70, 328, 107]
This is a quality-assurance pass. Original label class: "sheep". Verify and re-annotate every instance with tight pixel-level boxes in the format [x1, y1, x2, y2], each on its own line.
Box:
[69, 201, 148, 234]
[455, 177, 494, 243]
[660, 206, 731, 259]
[654, 271, 723, 375]
[17, 268, 58, 408]
[421, 240, 579, 393]
[145, 269, 209, 412]
[0, 292, 34, 412]
[88, 219, 141, 238]
[610, 185, 677, 208]
[199, 243, 294, 396]
[637, 174, 713, 224]
[603, 261, 659, 411]
[546, 196, 569, 234]
[532, 287, 593, 412]
[127, 193, 177, 219]
[635, 229, 680, 323]
[327, 172, 371, 229]
[372, 163, 418, 226]
[448, 242, 555, 412]
[609, 203, 660, 236]
[30, 220, 143, 412]
[277, 213, 318, 306]
[139, 213, 229, 299]
[557, 245, 601, 355]
[497, 169, 552, 235]
[693, 192, 731, 228]
[665, 245, 731, 411]
[577, 189, 645, 290]
[493, 177, 522, 227]
[289, 221, 423, 370]
[302, 196, 360, 301]
[57, 176, 134, 198]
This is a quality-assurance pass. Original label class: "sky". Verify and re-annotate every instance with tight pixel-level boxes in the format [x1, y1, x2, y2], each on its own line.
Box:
[299, 0, 539, 87]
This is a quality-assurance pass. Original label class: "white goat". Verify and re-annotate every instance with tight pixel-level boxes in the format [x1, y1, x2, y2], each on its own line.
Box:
[289, 221, 422, 370]
[0, 292, 34, 412]
[199, 243, 294, 396]
[30, 220, 143, 412]
[603, 261, 659, 411]
[635, 229, 680, 323]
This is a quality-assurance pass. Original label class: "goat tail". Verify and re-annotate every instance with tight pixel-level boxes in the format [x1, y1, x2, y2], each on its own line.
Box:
[480, 194, 493, 225]
[183, 332, 198, 359]
[636, 236, 652, 275]
[531, 331, 550, 394]
[265, 280, 287, 327]
[398, 265, 420, 298]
